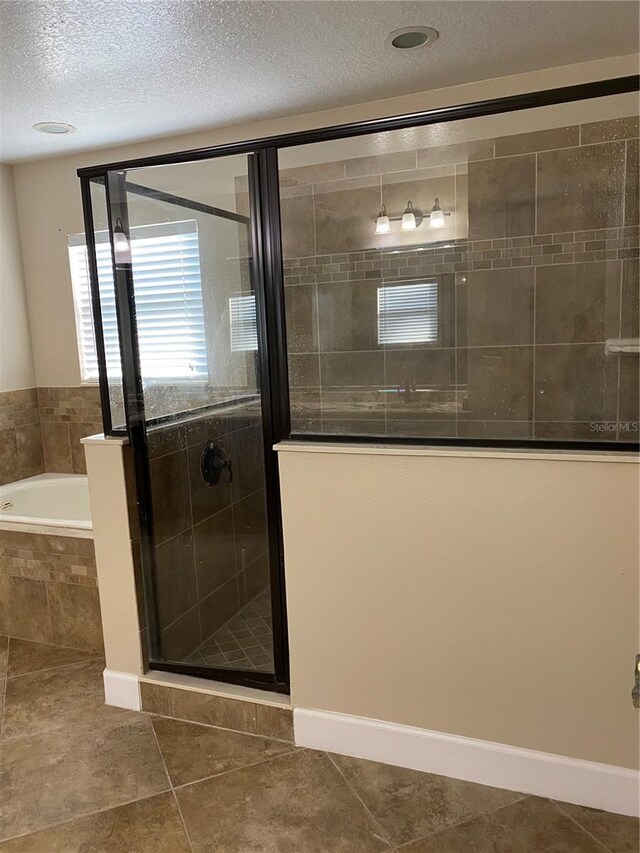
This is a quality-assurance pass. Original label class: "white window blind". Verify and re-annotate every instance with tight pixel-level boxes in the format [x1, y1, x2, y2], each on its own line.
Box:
[377, 282, 438, 345]
[69, 220, 208, 382]
[229, 294, 258, 351]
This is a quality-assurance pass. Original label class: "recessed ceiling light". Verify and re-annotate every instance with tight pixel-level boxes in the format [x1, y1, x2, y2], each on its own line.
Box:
[33, 121, 75, 135]
[386, 26, 438, 50]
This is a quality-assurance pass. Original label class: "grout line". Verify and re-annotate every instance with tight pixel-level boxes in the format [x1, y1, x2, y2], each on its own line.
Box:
[5, 654, 105, 681]
[325, 752, 394, 848]
[0, 788, 176, 848]
[1, 704, 131, 746]
[145, 710, 292, 745]
[183, 431, 200, 649]
[454, 273, 460, 438]
[149, 717, 194, 852]
[280, 341, 617, 357]
[616, 256, 624, 442]
[534, 151, 538, 237]
[532, 265, 537, 435]
[0, 637, 9, 744]
[392, 794, 531, 850]
[622, 139, 628, 230]
[170, 740, 299, 793]
[156, 483, 265, 550]
[550, 800, 617, 853]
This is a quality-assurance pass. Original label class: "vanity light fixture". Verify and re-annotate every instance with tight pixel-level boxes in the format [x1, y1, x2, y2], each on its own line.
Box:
[374, 198, 449, 234]
[112, 218, 132, 265]
[375, 204, 391, 234]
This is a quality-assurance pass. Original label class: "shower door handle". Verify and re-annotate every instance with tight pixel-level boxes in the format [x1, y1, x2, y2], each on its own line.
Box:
[201, 441, 233, 486]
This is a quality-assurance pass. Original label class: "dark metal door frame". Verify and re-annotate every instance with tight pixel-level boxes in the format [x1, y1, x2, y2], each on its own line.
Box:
[99, 153, 291, 692]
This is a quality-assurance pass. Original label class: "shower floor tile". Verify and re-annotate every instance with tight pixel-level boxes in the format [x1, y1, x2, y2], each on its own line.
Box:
[188, 589, 274, 673]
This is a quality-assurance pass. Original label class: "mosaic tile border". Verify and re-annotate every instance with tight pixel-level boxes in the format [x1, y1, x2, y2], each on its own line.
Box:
[283, 226, 640, 284]
[0, 531, 97, 586]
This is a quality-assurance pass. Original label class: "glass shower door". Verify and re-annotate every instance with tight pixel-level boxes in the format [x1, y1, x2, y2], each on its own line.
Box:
[105, 155, 284, 686]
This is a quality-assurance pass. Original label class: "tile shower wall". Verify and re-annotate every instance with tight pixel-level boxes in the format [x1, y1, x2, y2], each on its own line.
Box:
[0, 530, 102, 650]
[147, 403, 269, 662]
[280, 116, 640, 442]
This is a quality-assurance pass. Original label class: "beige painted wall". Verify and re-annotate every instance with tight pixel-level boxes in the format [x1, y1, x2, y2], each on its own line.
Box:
[11, 52, 638, 386]
[0, 164, 35, 391]
[278, 445, 640, 770]
[84, 436, 145, 676]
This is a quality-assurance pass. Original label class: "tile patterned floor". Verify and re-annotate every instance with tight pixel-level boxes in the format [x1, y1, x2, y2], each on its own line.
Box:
[188, 589, 274, 672]
[0, 635, 638, 852]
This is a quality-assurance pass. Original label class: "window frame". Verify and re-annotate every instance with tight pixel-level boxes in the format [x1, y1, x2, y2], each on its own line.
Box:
[377, 280, 439, 347]
[69, 219, 209, 386]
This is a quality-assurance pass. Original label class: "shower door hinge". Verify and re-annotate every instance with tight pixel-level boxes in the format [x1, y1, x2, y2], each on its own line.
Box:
[632, 654, 640, 710]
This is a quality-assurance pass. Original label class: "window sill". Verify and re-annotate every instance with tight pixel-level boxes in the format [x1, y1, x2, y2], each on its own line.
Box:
[273, 440, 639, 464]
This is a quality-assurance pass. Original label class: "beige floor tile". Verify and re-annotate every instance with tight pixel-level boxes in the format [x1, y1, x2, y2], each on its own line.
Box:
[330, 753, 521, 846]
[0, 712, 169, 840]
[176, 748, 391, 852]
[555, 800, 640, 853]
[398, 797, 609, 851]
[2, 659, 119, 741]
[6, 638, 101, 678]
[0, 792, 189, 852]
[152, 714, 294, 787]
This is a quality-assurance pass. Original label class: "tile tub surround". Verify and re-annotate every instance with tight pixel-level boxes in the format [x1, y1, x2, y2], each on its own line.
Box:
[0, 386, 102, 485]
[0, 529, 102, 650]
[0, 389, 43, 486]
[1, 636, 638, 850]
[278, 114, 640, 442]
[146, 402, 272, 666]
[37, 386, 102, 475]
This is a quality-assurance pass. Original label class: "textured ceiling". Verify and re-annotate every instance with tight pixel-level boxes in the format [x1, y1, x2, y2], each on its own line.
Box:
[0, 0, 638, 162]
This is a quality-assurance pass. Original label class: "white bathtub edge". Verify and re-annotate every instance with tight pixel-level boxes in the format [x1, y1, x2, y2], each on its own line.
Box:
[0, 519, 93, 538]
[0, 473, 93, 537]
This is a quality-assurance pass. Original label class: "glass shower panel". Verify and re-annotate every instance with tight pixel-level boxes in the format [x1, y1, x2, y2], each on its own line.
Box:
[111, 157, 274, 674]
[277, 91, 639, 445]
[77, 179, 126, 430]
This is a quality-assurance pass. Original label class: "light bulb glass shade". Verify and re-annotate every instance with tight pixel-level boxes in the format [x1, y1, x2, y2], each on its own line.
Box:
[401, 200, 417, 230]
[112, 219, 132, 264]
[375, 205, 391, 234]
[401, 212, 416, 230]
[428, 198, 445, 228]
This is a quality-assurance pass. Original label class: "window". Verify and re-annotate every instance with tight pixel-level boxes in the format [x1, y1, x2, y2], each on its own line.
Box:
[69, 220, 208, 382]
[229, 294, 258, 351]
[377, 282, 438, 345]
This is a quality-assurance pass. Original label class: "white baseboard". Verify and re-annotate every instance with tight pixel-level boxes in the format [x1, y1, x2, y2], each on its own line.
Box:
[294, 708, 639, 818]
[103, 669, 141, 711]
